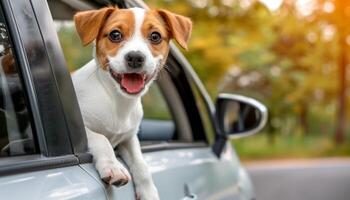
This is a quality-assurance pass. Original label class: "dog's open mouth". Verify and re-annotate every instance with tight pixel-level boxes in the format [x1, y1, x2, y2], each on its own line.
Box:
[109, 69, 152, 94]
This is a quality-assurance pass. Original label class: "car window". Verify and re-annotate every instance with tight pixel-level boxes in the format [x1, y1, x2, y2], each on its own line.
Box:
[143, 84, 172, 120]
[139, 83, 176, 141]
[0, 14, 37, 157]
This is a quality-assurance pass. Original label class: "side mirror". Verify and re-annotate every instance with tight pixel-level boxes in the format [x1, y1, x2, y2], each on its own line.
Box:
[215, 94, 268, 139]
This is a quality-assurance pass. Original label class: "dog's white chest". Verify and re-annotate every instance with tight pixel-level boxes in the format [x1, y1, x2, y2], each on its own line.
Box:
[72, 60, 143, 145]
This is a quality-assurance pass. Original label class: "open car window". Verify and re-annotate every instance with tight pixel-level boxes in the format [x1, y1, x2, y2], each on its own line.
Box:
[140, 83, 175, 141]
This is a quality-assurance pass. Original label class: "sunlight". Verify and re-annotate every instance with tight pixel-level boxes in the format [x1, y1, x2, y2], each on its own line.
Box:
[259, 0, 319, 15]
[259, 0, 283, 11]
[296, 0, 316, 16]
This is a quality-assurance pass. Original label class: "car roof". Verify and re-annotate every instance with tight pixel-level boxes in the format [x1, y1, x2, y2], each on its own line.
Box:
[48, 0, 126, 20]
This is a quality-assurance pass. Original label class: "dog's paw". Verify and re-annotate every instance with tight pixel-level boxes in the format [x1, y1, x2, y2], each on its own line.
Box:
[135, 183, 159, 200]
[96, 160, 131, 187]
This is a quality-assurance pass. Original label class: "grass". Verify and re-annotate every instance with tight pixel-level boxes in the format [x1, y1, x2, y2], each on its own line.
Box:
[232, 133, 350, 161]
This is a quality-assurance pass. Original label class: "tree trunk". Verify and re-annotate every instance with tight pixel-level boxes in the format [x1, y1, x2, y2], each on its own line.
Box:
[300, 104, 308, 135]
[334, 35, 347, 144]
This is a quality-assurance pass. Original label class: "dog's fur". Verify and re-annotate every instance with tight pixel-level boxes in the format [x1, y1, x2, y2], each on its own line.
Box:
[72, 7, 191, 200]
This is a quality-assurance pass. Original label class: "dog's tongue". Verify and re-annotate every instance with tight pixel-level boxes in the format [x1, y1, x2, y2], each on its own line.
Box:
[121, 73, 145, 94]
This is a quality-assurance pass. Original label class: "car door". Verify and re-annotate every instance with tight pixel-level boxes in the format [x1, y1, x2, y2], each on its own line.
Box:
[0, 1, 107, 199]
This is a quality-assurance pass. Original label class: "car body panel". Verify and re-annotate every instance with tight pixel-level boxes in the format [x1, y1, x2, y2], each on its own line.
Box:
[82, 146, 255, 200]
[0, 146, 254, 200]
[0, 165, 106, 200]
[80, 163, 137, 199]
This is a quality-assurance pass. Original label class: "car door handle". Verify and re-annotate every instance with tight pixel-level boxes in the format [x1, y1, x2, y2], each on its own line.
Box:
[182, 184, 197, 200]
[181, 194, 197, 200]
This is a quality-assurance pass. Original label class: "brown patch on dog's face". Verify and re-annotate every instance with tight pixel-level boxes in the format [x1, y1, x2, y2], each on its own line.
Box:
[95, 10, 135, 70]
[140, 10, 171, 66]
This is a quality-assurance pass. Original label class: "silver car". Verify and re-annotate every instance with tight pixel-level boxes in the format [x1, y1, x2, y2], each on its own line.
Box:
[0, 0, 267, 199]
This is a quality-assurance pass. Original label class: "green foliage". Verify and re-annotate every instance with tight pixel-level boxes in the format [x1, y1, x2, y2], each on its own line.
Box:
[233, 132, 350, 160]
[57, 24, 93, 71]
[142, 84, 172, 120]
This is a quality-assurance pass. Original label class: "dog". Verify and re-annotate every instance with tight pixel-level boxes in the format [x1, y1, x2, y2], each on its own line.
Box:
[72, 6, 192, 200]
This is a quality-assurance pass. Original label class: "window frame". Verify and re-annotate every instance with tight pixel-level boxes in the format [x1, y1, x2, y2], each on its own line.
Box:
[163, 54, 209, 142]
[0, 0, 87, 175]
[30, 0, 87, 156]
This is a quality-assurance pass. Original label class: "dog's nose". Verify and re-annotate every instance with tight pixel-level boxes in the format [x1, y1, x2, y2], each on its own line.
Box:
[124, 51, 145, 69]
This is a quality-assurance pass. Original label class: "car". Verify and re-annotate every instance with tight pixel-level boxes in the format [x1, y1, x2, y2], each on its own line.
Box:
[0, 0, 267, 200]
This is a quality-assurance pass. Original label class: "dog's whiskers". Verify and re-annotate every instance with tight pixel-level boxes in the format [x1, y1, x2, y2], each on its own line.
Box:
[103, 62, 110, 70]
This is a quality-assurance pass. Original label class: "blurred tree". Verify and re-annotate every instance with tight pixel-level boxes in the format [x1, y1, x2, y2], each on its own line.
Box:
[310, 0, 350, 143]
[330, 0, 349, 144]
[57, 23, 93, 71]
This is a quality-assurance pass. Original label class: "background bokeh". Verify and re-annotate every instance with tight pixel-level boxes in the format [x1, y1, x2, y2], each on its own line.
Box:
[57, 0, 350, 160]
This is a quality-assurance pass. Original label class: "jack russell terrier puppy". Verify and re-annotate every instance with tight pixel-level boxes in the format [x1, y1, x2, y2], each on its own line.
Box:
[72, 6, 192, 200]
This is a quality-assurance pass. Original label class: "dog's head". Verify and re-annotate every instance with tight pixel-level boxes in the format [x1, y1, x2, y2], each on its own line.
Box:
[74, 7, 192, 98]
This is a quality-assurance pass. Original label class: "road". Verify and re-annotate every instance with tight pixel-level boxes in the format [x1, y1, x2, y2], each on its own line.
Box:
[245, 158, 350, 200]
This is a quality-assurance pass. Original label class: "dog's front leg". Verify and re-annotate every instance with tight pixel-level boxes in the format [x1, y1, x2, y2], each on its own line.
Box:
[118, 135, 159, 200]
[86, 127, 131, 186]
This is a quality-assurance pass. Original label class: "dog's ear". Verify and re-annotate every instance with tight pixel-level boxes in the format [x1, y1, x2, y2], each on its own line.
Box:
[156, 9, 192, 50]
[74, 7, 115, 46]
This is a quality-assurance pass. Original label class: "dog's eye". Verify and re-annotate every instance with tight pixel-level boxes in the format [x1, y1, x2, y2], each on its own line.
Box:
[149, 32, 162, 44]
[109, 30, 123, 42]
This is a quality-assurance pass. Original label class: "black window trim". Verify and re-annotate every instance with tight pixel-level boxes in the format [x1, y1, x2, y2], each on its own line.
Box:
[0, 154, 79, 176]
[30, 0, 87, 156]
[3, 0, 75, 157]
[1, 0, 47, 156]
[0, 0, 84, 176]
